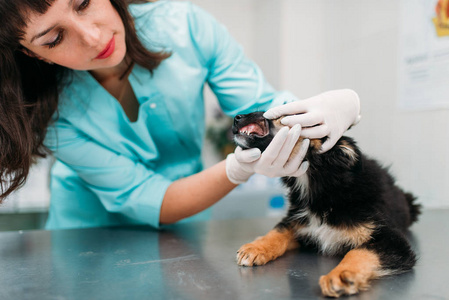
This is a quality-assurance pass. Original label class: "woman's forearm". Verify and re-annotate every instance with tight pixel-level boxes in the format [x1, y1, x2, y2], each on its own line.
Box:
[159, 160, 237, 224]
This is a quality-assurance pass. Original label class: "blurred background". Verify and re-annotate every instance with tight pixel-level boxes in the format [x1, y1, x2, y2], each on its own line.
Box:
[1, 0, 448, 230]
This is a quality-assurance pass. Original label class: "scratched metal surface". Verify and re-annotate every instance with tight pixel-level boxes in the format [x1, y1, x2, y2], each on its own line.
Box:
[0, 209, 448, 300]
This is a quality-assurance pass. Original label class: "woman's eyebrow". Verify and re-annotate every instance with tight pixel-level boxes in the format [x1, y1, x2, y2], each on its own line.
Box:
[31, 25, 57, 43]
[30, 0, 74, 43]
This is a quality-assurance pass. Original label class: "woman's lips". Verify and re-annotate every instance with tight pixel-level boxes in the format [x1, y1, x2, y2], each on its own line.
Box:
[95, 36, 115, 59]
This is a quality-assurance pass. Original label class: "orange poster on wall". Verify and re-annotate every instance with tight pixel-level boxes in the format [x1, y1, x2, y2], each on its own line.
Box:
[399, 0, 449, 110]
[433, 0, 449, 36]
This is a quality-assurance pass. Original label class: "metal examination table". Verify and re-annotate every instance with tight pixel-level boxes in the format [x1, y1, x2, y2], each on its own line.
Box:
[0, 209, 448, 300]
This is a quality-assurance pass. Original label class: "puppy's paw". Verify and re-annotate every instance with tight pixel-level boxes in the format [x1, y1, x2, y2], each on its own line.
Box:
[319, 270, 370, 298]
[236, 242, 274, 266]
[236, 229, 296, 267]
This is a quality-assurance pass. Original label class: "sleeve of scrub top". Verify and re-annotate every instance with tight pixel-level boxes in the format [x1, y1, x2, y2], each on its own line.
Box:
[46, 119, 171, 229]
[186, 3, 298, 115]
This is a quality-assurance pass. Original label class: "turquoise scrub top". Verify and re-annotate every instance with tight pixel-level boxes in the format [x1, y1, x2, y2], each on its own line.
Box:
[44, 1, 298, 230]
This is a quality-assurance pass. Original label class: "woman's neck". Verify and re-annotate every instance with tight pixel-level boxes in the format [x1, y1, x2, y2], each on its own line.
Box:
[88, 55, 139, 122]
[89, 56, 133, 84]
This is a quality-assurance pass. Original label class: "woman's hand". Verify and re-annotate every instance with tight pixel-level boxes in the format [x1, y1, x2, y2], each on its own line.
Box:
[263, 89, 361, 153]
[225, 125, 310, 184]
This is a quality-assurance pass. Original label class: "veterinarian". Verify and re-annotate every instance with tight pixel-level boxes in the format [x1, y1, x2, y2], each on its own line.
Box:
[0, 0, 360, 229]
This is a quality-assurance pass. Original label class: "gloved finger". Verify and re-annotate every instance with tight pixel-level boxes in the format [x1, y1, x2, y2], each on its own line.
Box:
[272, 124, 302, 167]
[263, 101, 310, 120]
[283, 138, 310, 174]
[280, 111, 324, 128]
[300, 124, 331, 139]
[259, 126, 289, 165]
[319, 135, 339, 153]
[234, 146, 261, 163]
[290, 161, 310, 177]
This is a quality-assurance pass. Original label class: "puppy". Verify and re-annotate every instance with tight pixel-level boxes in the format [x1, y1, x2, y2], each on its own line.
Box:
[232, 112, 420, 298]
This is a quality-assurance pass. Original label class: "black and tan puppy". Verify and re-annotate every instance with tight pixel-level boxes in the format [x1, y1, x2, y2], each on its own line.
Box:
[233, 112, 420, 298]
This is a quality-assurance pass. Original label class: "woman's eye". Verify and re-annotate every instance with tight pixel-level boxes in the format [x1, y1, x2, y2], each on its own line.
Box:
[78, 0, 90, 11]
[46, 31, 64, 49]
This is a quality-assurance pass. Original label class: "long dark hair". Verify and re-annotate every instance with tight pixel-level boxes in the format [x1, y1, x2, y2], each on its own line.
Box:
[0, 0, 170, 201]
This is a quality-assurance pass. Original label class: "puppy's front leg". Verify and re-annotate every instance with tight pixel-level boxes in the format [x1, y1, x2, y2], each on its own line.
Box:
[236, 225, 299, 266]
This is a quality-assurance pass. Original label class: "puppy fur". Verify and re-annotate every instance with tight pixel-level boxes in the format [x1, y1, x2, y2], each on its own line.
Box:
[232, 112, 420, 298]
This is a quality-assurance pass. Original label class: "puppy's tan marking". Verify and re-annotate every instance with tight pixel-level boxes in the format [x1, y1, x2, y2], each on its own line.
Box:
[287, 138, 322, 163]
[309, 139, 322, 150]
[339, 140, 358, 163]
[274, 116, 322, 161]
[272, 118, 283, 128]
[289, 137, 305, 158]
[298, 221, 375, 255]
[237, 227, 299, 266]
[275, 116, 323, 152]
[339, 223, 374, 247]
[319, 248, 385, 298]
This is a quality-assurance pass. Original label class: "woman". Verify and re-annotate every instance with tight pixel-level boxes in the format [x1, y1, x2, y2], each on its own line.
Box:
[0, 0, 360, 229]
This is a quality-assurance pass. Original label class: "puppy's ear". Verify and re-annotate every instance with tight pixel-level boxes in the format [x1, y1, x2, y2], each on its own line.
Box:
[322, 138, 359, 169]
[337, 140, 359, 165]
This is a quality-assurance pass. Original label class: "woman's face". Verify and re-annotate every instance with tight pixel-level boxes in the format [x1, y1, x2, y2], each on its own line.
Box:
[20, 0, 126, 71]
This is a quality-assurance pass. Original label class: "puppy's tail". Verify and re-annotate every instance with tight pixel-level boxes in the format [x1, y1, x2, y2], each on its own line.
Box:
[405, 192, 421, 225]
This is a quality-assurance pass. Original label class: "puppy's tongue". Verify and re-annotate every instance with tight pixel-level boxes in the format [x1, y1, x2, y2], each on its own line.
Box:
[240, 123, 264, 135]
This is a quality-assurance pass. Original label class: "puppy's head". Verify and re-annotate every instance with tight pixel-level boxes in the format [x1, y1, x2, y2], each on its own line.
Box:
[232, 111, 323, 152]
[232, 112, 278, 151]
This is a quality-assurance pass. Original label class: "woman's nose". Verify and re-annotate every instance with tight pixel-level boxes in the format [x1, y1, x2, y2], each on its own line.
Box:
[77, 22, 101, 47]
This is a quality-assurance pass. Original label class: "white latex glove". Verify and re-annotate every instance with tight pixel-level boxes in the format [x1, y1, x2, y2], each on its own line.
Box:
[226, 125, 310, 184]
[263, 89, 361, 153]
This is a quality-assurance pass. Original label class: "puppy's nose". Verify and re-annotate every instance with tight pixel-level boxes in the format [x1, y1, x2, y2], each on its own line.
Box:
[234, 114, 243, 124]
